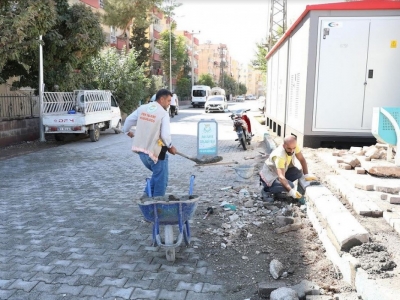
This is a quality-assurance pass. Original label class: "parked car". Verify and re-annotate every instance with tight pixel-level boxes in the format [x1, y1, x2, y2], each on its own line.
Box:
[236, 95, 245, 102]
[205, 95, 228, 113]
[258, 96, 266, 112]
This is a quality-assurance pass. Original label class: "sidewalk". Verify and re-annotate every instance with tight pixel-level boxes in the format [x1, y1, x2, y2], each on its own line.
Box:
[262, 126, 400, 300]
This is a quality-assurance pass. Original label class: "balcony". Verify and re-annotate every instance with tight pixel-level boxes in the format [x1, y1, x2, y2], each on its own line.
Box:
[153, 23, 163, 33]
[153, 29, 161, 40]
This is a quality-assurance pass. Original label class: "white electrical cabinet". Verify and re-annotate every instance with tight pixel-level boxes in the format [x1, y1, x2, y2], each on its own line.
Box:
[265, 1, 400, 147]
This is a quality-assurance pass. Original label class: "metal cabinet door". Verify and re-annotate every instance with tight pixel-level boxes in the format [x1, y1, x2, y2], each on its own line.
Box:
[362, 18, 400, 129]
[314, 19, 370, 130]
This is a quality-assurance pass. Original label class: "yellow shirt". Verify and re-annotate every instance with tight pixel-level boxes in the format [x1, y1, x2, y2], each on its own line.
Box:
[273, 145, 301, 169]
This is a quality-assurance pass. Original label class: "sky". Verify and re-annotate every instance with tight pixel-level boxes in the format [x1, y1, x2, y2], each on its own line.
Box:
[174, 0, 344, 66]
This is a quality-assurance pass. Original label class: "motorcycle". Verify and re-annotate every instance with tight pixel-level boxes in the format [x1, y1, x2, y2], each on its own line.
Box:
[228, 109, 253, 150]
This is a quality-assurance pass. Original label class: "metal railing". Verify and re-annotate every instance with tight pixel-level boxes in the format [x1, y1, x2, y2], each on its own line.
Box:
[0, 93, 39, 120]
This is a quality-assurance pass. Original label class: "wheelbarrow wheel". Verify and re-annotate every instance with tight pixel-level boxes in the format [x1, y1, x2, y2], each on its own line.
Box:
[165, 225, 175, 262]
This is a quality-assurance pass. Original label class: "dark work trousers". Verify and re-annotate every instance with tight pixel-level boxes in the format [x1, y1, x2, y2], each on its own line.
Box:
[261, 167, 303, 194]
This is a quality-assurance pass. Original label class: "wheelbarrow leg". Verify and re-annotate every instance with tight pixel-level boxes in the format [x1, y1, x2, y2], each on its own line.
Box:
[151, 223, 157, 247]
[165, 225, 175, 261]
[183, 220, 191, 246]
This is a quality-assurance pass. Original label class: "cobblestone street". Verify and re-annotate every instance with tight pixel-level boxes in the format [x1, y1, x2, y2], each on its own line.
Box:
[0, 103, 264, 299]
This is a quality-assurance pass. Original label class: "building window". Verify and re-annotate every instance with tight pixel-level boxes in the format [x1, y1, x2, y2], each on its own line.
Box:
[99, 0, 104, 9]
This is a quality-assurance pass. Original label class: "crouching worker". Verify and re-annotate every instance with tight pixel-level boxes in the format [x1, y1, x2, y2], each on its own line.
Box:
[123, 89, 177, 198]
[259, 135, 317, 199]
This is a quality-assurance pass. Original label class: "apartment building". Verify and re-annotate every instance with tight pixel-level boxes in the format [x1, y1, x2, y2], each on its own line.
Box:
[175, 31, 199, 83]
[198, 43, 231, 86]
[246, 64, 265, 97]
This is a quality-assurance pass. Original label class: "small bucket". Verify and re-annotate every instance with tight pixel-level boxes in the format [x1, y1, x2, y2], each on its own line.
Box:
[233, 165, 254, 181]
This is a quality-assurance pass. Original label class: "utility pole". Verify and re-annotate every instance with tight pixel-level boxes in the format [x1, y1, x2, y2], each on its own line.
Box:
[218, 44, 227, 88]
[267, 0, 287, 51]
[39, 35, 46, 142]
[191, 30, 200, 87]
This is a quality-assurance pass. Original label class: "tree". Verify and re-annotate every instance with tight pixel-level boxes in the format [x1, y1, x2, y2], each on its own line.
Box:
[238, 83, 247, 95]
[0, 0, 105, 91]
[130, 24, 151, 68]
[221, 72, 237, 97]
[0, 0, 57, 83]
[89, 47, 151, 113]
[251, 41, 268, 73]
[197, 74, 215, 87]
[175, 77, 191, 99]
[102, 0, 161, 51]
[158, 24, 186, 87]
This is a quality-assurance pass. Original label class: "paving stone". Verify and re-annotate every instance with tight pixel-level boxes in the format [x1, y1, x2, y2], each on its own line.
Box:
[381, 194, 388, 200]
[80, 285, 109, 297]
[389, 196, 400, 204]
[355, 167, 365, 174]
[339, 163, 352, 170]
[30, 272, 59, 284]
[55, 284, 84, 296]
[0, 279, 15, 289]
[103, 286, 134, 298]
[134, 262, 161, 272]
[375, 185, 400, 194]
[176, 281, 203, 293]
[186, 291, 225, 300]
[354, 183, 374, 191]
[99, 277, 128, 287]
[157, 289, 187, 300]
[130, 288, 159, 299]
[32, 282, 61, 293]
[8, 279, 39, 292]
[0, 289, 15, 299]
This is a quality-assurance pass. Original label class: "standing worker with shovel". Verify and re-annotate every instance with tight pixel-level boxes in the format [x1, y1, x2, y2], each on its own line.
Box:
[123, 89, 178, 197]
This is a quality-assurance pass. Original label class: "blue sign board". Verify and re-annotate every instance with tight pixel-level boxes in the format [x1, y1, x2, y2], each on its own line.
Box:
[197, 119, 218, 158]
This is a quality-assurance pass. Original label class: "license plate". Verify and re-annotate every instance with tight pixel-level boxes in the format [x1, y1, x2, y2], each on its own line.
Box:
[59, 127, 71, 131]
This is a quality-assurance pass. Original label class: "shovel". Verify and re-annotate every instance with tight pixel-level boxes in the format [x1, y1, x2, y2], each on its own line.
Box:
[176, 151, 223, 165]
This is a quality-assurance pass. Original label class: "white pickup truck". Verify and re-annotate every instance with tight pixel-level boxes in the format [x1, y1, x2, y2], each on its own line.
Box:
[43, 90, 122, 142]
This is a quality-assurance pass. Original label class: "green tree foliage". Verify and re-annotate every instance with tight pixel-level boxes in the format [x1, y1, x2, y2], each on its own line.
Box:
[251, 42, 267, 73]
[0, 0, 57, 83]
[221, 72, 237, 97]
[238, 82, 247, 95]
[158, 24, 186, 86]
[197, 74, 215, 88]
[175, 77, 191, 99]
[103, 0, 161, 50]
[130, 24, 151, 68]
[0, 0, 105, 91]
[89, 47, 151, 113]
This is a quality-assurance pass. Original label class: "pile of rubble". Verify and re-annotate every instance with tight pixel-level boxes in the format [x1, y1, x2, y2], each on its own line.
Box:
[332, 144, 400, 179]
[204, 187, 308, 250]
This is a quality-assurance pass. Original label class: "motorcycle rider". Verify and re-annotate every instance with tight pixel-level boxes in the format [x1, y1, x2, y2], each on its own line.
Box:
[170, 92, 178, 118]
[259, 135, 317, 199]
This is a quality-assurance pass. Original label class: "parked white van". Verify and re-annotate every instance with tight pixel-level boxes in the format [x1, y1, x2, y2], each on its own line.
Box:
[191, 85, 211, 108]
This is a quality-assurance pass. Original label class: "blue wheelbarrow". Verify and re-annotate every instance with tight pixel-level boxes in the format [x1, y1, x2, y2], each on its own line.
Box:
[138, 175, 198, 261]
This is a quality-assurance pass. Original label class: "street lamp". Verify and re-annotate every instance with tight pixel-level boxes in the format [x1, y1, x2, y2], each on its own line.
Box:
[191, 30, 200, 87]
[169, 19, 172, 91]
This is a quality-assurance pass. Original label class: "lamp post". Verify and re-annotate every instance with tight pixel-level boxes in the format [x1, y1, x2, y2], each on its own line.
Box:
[39, 35, 46, 142]
[191, 30, 200, 87]
[169, 19, 172, 91]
